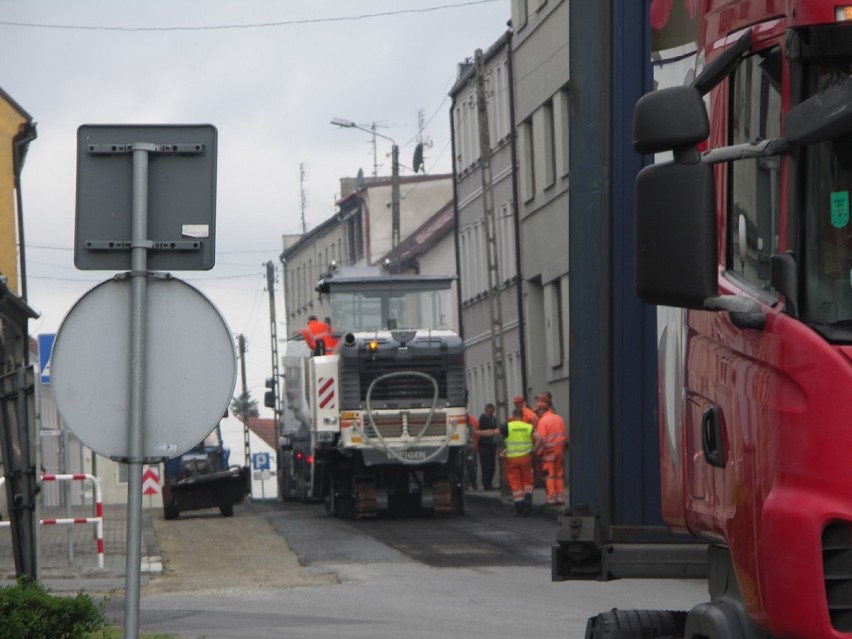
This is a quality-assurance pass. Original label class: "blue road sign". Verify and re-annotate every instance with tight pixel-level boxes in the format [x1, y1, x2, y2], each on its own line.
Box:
[252, 452, 270, 471]
[38, 333, 56, 384]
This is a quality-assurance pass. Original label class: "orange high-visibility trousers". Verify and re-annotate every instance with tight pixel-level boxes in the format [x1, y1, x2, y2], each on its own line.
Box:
[541, 448, 565, 503]
[505, 454, 534, 503]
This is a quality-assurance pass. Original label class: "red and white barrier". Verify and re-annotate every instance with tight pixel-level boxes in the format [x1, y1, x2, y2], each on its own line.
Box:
[0, 473, 104, 569]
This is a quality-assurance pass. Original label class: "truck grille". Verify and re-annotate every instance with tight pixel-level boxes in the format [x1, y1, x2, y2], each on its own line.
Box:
[361, 357, 447, 402]
[338, 333, 467, 409]
[823, 522, 852, 632]
[362, 412, 448, 439]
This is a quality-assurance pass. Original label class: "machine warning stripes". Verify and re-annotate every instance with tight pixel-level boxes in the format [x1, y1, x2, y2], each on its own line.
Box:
[319, 376, 336, 409]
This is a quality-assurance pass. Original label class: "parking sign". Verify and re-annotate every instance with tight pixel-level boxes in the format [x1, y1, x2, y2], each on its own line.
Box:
[252, 452, 270, 471]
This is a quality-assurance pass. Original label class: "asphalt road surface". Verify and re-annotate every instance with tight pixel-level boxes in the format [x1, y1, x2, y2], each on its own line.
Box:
[267, 492, 557, 569]
[105, 496, 707, 639]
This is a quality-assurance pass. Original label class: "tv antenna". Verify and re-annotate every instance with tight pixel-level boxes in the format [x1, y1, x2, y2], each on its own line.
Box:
[413, 109, 433, 174]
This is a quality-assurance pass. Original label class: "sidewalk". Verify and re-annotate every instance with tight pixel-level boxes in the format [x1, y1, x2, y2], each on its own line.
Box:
[0, 503, 162, 592]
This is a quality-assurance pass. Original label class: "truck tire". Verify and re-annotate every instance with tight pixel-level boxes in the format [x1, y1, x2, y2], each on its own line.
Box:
[452, 484, 466, 515]
[281, 469, 296, 501]
[585, 609, 687, 639]
[163, 503, 180, 520]
[219, 504, 234, 517]
[298, 473, 310, 503]
[325, 489, 354, 519]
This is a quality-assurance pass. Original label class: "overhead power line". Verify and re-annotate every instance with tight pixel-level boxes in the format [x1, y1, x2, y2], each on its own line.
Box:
[0, 0, 499, 32]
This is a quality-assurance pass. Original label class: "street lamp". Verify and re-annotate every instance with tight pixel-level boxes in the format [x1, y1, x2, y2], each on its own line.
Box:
[331, 117, 401, 248]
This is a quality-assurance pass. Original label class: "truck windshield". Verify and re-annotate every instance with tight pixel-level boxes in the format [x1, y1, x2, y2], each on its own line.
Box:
[330, 286, 456, 333]
[801, 59, 852, 333]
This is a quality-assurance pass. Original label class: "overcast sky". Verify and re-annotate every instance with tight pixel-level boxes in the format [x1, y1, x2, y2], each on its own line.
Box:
[1, 0, 509, 417]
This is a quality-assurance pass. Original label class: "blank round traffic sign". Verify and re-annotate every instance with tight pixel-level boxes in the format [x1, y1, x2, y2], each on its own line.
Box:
[51, 276, 236, 460]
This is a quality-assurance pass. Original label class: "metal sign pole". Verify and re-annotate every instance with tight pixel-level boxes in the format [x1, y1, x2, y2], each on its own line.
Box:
[124, 143, 153, 639]
[58, 125, 225, 638]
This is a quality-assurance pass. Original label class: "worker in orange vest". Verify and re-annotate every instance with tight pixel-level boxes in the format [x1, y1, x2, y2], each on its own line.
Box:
[500, 407, 542, 516]
[465, 412, 480, 490]
[301, 315, 337, 354]
[514, 395, 542, 487]
[536, 390, 555, 411]
[322, 316, 339, 352]
[513, 395, 538, 427]
[534, 401, 568, 505]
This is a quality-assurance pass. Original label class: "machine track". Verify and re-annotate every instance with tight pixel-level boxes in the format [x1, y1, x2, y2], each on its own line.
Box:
[355, 482, 377, 519]
[432, 480, 453, 517]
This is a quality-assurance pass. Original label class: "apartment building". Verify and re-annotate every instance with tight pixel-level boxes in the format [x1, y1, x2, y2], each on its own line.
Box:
[449, 31, 524, 421]
[281, 173, 453, 333]
[511, 0, 571, 416]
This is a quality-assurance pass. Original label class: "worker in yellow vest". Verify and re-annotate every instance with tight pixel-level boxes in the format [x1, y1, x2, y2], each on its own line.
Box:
[500, 407, 542, 516]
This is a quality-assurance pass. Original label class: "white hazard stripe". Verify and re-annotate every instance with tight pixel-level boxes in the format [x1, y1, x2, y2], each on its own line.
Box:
[319, 376, 336, 409]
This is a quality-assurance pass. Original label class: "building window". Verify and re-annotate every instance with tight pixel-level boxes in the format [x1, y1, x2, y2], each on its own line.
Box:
[512, 0, 528, 29]
[499, 201, 517, 282]
[519, 120, 535, 203]
[460, 228, 471, 303]
[544, 277, 566, 369]
[347, 212, 364, 263]
[494, 63, 507, 141]
[540, 101, 556, 189]
[555, 86, 570, 178]
[454, 105, 465, 172]
[469, 95, 480, 165]
[474, 221, 484, 295]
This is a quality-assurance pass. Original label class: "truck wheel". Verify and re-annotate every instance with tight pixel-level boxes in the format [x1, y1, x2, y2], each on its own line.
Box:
[585, 609, 687, 639]
[163, 503, 179, 520]
[452, 484, 466, 515]
[280, 470, 292, 501]
[298, 474, 310, 503]
[219, 504, 234, 517]
[325, 490, 354, 519]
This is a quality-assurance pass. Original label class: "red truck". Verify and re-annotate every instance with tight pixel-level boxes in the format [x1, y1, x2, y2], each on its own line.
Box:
[610, 1, 852, 638]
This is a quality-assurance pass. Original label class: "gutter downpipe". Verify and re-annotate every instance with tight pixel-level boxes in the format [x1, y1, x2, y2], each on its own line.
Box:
[13, 121, 37, 308]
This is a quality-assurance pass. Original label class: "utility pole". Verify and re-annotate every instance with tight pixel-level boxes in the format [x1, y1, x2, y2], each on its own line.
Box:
[330, 117, 400, 248]
[475, 48, 509, 423]
[237, 335, 251, 472]
[299, 162, 307, 234]
[370, 123, 379, 178]
[266, 261, 282, 419]
[391, 143, 400, 248]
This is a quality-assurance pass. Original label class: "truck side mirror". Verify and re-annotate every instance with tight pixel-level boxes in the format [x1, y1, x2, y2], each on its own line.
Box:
[785, 76, 852, 146]
[633, 85, 718, 309]
[635, 161, 718, 308]
[632, 86, 708, 155]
